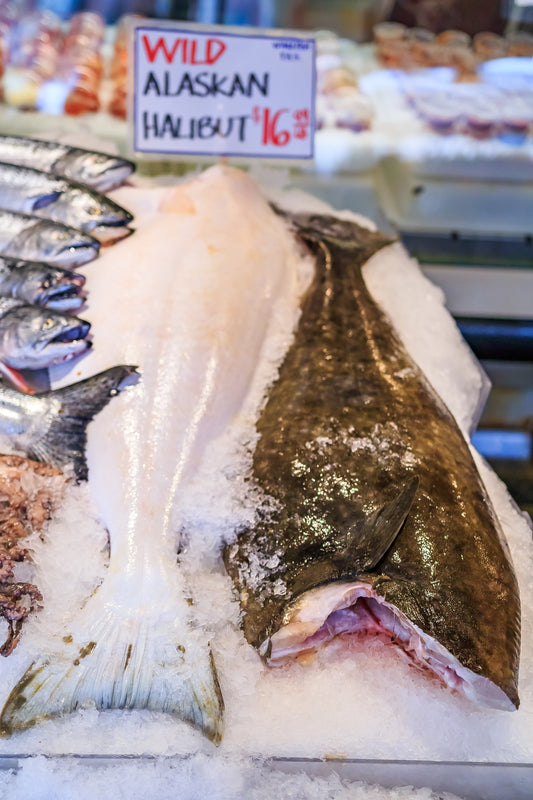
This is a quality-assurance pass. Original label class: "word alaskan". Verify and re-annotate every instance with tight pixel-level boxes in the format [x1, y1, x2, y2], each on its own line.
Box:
[142, 71, 269, 98]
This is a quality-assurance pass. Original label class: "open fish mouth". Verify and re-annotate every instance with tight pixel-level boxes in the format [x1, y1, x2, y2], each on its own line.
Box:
[39, 319, 92, 363]
[91, 225, 135, 245]
[55, 240, 100, 267]
[38, 272, 86, 311]
[89, 162, 135, 193]
[49, 320, 91, 345]
[101, 208, 134, 228]
[262, 581, 517, 711]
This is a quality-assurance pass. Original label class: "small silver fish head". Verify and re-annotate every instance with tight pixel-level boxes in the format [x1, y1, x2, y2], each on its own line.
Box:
[21, 265, 86, 311]
[38, 185, 134, 235]
[53, 149, 135, 193]
[85, 194, 133, 229]
[0, 306, 91, 370]
[8, 220, 100, 268]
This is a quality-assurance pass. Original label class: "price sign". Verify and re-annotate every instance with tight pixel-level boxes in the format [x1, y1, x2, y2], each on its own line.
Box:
[132, 24, 316, 160]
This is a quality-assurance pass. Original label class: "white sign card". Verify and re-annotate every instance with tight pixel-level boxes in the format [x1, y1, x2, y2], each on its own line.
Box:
[132, 24, 316, 160]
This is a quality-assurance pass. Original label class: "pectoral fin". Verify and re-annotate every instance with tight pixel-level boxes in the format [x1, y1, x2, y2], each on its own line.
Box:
[340, 476, 419, 572]
[288, 476, 419, 598]
[32, 191, 62, 212]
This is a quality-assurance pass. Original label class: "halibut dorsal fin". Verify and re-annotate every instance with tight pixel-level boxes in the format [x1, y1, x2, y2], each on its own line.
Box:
[341, 475, 419, 573]
[0, 592, 224, 743]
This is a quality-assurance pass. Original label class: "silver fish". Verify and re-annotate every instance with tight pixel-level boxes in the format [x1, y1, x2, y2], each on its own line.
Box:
[0, 257, 86, 311]
[0, 209, 100, 267]
[0, 162, 133, 243]
[0, 135, 135, 192]
[0, 365, 138, 482]
[0, 297, 91, 370]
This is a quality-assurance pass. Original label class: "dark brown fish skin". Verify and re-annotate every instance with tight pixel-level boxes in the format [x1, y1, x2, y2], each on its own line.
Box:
[224, 213, 521, 709]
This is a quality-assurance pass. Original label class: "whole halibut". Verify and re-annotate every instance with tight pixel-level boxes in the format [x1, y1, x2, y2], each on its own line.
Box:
[224, 212, 521, 711]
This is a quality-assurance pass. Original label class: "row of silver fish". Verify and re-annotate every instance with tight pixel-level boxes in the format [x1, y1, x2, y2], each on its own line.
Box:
[0, 134, 135, 192]
[0, 142, 137, 662]
[0, 162, 133, 246]
[0, 142, 137, 668]
[0, 135, 135, 267]
[0, 136, 135, 389]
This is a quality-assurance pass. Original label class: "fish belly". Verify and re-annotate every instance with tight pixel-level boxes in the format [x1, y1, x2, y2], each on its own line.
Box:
[85, 166, 302, 549]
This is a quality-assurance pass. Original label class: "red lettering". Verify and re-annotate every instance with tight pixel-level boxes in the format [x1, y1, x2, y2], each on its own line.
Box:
[142, 34, 226, 65]
[142, 35, 181, 64]
[262, 108, 290, 147]
[206, 38, 226, 64]
[293, 108, 310, 140]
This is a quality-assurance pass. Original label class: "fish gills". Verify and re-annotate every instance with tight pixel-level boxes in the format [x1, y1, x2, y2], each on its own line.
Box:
[224, 213, 521, 711]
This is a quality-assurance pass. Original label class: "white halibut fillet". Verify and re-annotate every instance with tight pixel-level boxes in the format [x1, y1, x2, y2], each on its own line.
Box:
[0, 166, 303, 741]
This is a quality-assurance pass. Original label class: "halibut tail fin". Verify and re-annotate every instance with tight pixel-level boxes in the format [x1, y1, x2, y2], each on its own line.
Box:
[0, 604, 224, 743]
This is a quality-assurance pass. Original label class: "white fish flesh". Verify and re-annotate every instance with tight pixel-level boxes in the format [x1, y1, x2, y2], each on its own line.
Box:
[0, 166, 304, 741]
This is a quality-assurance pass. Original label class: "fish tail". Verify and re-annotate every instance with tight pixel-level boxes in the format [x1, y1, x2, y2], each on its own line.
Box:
[0, 600, 224, 743]
[29, 366, 138, 480]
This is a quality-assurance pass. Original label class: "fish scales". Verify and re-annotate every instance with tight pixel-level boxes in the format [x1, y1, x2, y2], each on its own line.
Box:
[0, 208, 99, 268]
[0, 257, 85, 311]
[0, 162, 133, 242]
[224, 213, 520, 711]
[0, 135, 135, 192]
